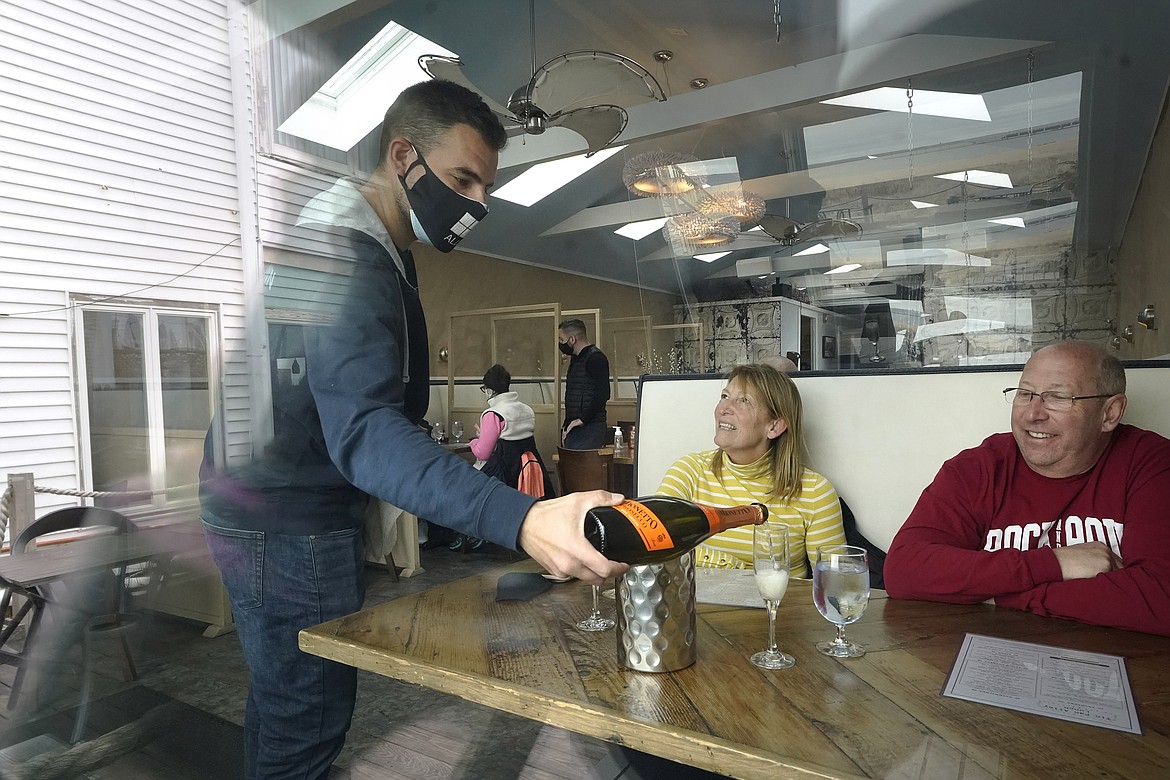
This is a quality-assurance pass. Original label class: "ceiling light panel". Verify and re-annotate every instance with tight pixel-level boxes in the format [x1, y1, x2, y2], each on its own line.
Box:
[822, 87, 991, 121]
[694, 251, 731, 263]
[614, 216, 669, 240]
[279, 22, 455, 151]
[934, 170, 1014, 188]
[494, 146, 625, 207]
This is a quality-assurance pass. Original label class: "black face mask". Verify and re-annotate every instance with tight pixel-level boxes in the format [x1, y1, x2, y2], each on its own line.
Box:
[400, 146, 488, 253]
[558, 341, 574, 356]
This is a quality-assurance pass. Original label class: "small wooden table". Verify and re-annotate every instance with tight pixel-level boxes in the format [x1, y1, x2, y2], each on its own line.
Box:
[0, 524, 210, 693]
[300, 561, 1169, 779]
[0, 525, 206, 590]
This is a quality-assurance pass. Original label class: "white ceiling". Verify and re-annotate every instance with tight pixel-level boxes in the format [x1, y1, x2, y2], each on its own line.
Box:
[263, 0, 1170, 299]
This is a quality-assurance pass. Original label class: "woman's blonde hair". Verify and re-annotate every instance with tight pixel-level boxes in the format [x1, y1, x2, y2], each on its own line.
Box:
[710, 363, 807, 501]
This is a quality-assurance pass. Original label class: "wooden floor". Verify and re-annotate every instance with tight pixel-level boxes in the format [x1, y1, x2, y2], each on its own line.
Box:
[0, 543, 617, 779]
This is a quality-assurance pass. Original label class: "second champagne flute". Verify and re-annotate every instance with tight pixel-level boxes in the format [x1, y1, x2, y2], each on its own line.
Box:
[750, 521, 794, 669]
[812, 544, 870, 658]
[576, 583, 615, 631]
[451, 420, 464, 443]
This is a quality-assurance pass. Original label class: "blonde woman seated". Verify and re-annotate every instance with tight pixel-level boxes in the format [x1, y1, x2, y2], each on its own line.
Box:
[657, 363, 845, 577]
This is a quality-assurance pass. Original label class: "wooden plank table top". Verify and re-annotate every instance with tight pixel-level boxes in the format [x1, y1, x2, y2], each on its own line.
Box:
[300, 561, 1170, 779]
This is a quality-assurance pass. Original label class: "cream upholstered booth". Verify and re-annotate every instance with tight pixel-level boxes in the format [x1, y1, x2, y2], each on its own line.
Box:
[635, 362, 1170, 552]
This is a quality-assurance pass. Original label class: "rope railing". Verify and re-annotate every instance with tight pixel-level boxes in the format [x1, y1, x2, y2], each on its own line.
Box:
[0, 480, 200, 539]
[10, 701, 183, 779]
[1, 485, 12, 539]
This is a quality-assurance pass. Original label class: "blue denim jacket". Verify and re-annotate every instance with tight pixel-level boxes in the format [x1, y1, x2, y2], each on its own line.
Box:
[201, 218, 534, 546]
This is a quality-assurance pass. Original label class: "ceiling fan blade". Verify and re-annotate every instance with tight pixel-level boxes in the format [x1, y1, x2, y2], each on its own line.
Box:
[548, 105, 627, 157]
[795, 218, 864, 242]
[418, 54, 513, 118]
[757, 215, 801, 244]
[528, 50, 666, 115]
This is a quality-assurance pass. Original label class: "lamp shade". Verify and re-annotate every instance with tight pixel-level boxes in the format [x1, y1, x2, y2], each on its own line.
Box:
[622, 151, 704, 197]
[663, 213, 739, 249]
[696, 191, 766, 228]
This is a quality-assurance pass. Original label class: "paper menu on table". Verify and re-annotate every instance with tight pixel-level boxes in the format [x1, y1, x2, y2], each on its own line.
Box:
[942, 633, 1141, 734]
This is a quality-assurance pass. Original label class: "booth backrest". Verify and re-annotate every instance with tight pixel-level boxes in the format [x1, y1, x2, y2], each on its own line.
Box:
[636, 363, 1170, 552]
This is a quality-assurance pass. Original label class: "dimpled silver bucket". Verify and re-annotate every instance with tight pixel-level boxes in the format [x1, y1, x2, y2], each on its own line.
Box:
[615, 552, 697, 672]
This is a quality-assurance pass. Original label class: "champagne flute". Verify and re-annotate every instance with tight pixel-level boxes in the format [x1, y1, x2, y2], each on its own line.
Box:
[812, 544, 870, 658]
[750, 522, 794, 669]
[576, 582, 615, 632]
[451, 420, 464, 443]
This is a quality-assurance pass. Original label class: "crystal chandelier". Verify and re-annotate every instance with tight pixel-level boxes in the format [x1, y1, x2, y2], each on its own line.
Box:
[622, 151, 705, 197]
[663, 213, 740, 249]
[695, 191, 766, 228]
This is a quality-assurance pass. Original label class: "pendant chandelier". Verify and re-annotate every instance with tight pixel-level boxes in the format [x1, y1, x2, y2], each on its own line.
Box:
[695, 190, 766, 228]
[663, 213, 740, 248]
[622, 151, 705, 197]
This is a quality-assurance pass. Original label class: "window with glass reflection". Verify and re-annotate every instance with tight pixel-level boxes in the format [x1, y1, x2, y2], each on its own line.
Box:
[81, 308, 216, 509]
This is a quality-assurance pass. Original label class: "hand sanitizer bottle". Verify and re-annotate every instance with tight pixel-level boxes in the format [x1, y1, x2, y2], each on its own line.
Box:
[612, 426, 625, 456]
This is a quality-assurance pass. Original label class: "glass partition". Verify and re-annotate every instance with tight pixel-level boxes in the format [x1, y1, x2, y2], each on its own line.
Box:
[447, 304, 561, 442]
[249, 1, 1170, 371]
[605, 316, 652, 399]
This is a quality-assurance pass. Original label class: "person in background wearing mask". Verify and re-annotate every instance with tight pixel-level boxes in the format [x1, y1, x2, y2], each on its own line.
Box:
[472, 364, 556, 492]
[558, 318, 611, 449]
[199, 80, 626, 779]
[455, 363, 557, 551]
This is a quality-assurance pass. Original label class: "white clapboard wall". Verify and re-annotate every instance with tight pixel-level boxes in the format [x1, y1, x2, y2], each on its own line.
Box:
[0, 0, 247, 517]
[635, 363, 1170, 552]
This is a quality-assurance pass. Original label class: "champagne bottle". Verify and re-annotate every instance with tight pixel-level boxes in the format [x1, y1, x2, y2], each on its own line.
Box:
[584, 497, 768, 564]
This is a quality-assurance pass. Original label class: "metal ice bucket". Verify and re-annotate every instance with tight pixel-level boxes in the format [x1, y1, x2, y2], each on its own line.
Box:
[615, 551, 697, 672]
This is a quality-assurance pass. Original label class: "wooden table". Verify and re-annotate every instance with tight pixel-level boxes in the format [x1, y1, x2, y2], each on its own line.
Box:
[300, 561, 1170, 779]
[0, 524, 206, 590]
[1, 523, 211, 692]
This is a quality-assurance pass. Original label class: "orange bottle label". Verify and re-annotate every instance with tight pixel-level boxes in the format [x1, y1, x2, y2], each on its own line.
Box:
[612, 500, 676, 551]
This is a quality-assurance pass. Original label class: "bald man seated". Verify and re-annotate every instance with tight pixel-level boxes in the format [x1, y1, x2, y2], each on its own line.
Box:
[885, 341, 1170, 636]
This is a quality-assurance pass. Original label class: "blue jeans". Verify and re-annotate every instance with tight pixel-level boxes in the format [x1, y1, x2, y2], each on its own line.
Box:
[202, 515, 365, 780]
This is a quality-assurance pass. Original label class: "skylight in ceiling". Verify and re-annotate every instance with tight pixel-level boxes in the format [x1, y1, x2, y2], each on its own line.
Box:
[694, 251, 731, 263]
[935, 170, 1014, 188]
[825, 263, 861, 274]
[494, 146, 625, 207]
[614, 216, 668, 240]
[822, 87, 991, 121]
[279, 22, 455, 152]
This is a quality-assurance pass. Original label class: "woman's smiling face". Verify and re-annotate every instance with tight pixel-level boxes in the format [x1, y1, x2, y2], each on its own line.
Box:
[713, 377, 787, 464]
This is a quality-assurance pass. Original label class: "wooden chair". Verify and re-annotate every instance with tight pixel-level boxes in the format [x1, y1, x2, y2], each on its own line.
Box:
[8, 506, 154, 742]
[556, 447, 614, 494]
[0, 567, 47, 712]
